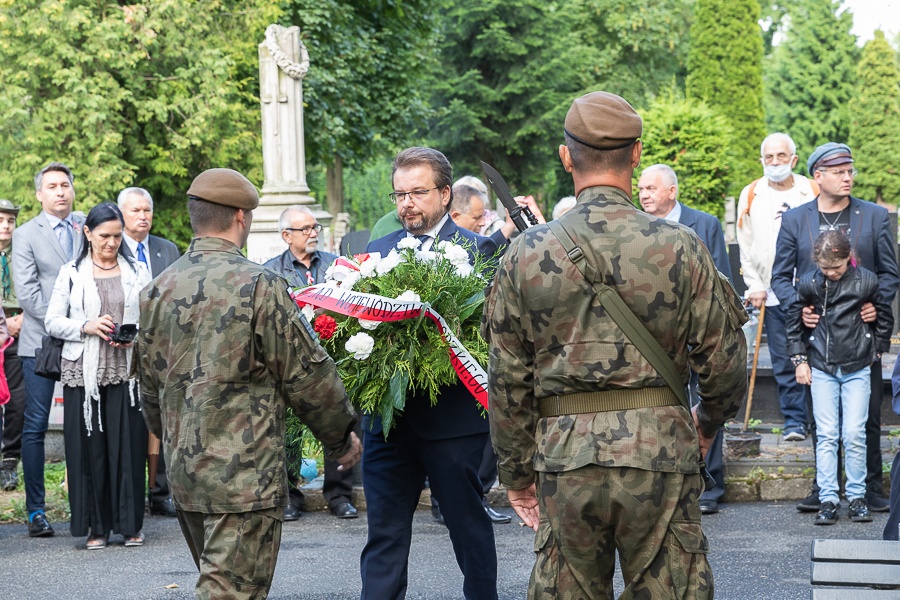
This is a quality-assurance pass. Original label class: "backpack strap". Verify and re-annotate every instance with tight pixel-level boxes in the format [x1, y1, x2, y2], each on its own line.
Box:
[737, 178, 760, 229]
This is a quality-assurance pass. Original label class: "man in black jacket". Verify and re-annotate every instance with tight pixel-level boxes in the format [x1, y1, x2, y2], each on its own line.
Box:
[772, 143, 899, 513]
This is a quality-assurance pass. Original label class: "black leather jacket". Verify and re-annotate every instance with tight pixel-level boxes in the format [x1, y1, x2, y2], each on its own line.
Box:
[787, 265, 893, 376]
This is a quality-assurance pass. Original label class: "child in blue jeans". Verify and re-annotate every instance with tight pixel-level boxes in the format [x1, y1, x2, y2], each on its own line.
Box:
[787, 230, 892, 525]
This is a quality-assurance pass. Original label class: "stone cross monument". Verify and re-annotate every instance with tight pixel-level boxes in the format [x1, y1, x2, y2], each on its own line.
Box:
[247, 24, 331, 263]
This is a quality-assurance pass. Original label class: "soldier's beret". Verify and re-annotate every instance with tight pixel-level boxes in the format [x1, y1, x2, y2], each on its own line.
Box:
[807, 142, 853, 174]
[0, 199, 20, 216]
[564, 92, 642, 150]
[187, 168, 259, 210]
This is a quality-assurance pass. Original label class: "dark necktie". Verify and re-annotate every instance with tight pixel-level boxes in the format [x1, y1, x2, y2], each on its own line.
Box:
[137, 242, 148, 267]
[0, 251, 10, 299]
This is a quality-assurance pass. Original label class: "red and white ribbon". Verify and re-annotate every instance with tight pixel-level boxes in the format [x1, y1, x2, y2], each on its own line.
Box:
[294, 284, 488, 409]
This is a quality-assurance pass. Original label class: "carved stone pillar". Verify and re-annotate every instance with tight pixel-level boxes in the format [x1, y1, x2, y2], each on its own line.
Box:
[248, 24, 332, 263]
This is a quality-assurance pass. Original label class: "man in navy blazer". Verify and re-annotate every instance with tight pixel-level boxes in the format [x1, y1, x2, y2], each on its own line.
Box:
[772, 143, 899, 513]
[638, 164, 732, 515]
[361, 147, 500, 600]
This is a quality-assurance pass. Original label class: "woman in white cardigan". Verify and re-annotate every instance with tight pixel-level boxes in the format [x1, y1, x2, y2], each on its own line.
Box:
[45, 202, 150, 550]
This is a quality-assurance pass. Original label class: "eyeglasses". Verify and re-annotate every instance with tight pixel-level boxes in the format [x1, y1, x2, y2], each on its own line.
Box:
[822, 168, 858, 178]
[389, 187, 438, 204]
[285, 223, 322, 235]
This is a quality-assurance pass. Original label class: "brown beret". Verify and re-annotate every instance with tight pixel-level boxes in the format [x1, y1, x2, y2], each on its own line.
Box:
[564, 91, 642, 150]
[187, 168, 259, 210]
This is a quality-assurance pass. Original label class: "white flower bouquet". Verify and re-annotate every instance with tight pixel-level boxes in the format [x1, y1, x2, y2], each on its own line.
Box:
[292, 237, 493, 432]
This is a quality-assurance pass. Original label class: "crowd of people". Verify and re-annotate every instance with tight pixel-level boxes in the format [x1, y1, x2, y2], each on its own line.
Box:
[0, 88, 898, 600]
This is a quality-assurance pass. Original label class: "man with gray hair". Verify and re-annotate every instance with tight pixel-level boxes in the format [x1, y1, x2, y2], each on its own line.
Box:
[117, 186, 180, 517]
[736, 133, 817, 450]
[638, 163, 732, 514]
[263, 206, 359, 520]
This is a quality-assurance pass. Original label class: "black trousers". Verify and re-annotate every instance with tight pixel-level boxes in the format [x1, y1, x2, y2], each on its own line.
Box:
[1, 338, 25, 459]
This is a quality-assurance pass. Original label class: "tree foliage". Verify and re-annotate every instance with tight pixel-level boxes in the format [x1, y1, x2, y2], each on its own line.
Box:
[0, 0, 277, 248]
[765, 0, 859, 172]
[425, 0, 598, 198]
[637, 96, 735, 219]
[686, 0, 766, 188]
[848, 30, 900, 204]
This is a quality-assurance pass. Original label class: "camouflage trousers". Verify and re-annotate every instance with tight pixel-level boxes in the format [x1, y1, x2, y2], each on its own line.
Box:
[176, 507, 283, 600]
[530, 465, 712, 600]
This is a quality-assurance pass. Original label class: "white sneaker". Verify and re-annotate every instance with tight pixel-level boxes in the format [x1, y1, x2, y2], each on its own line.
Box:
[783, 430, 806, 442]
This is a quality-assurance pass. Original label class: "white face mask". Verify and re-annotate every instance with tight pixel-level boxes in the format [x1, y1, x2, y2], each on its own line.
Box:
[763, 163, 793, 183]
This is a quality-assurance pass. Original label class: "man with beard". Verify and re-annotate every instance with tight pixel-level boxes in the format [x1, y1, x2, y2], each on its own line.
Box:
[360, 147, 501, 600]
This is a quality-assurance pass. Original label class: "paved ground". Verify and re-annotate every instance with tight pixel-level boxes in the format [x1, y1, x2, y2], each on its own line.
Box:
[0, 500, 891, 599]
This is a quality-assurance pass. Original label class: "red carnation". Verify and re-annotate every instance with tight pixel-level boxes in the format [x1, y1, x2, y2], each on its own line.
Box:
[314, 315, 337, 340]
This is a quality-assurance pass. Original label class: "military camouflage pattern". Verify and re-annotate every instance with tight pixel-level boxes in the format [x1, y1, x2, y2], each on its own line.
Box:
[138, 236, 356, 514]
[483, 185, 748, 490]
[177, 506, 282, 600]
[531, 466, 711, 600]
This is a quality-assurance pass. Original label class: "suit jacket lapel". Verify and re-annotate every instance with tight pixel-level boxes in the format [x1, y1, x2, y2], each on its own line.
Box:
[71, 215, 85, 259]
[848, 198, 863, 252]
[148, 237, 165, 277]
[36, 216, 69, 263]
[805, 203, 819, 250]
[434, 217, 458, 244]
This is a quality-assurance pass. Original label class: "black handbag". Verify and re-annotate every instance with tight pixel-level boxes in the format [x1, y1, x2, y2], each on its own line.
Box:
[34, 335, 64, 381]
[34, 275, 73, 381]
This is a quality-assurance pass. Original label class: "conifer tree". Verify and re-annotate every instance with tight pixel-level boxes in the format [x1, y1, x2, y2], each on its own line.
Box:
[686, 0, 766, 188]
[849, 30, 900, 204]
[765, 0, 859, 171]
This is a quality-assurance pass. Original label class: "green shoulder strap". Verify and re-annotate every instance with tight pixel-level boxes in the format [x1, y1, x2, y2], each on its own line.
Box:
[546, 220, 689, 410]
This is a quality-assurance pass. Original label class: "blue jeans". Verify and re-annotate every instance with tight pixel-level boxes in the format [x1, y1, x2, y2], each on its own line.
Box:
[811, 366, 870, 505]
[20, 356, 58, 514]
[765, 304, 809, 432]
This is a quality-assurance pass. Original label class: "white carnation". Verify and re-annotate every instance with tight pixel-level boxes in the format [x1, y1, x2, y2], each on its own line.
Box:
[415, 250, 439, 263]
[358, 255, 380, 278]
[454, 262, 474, 278]
[345, 332, 375, 360]
[436, 241, 469, 265]
[358, 318, 380, 330]
[301, 304, 316, 323]
[330, 263, 355, 282]
[397, 236, 422, 250]
[376, 249, 405, 275]
[395, 290, 421, 303]
[341, 271, 361, 290]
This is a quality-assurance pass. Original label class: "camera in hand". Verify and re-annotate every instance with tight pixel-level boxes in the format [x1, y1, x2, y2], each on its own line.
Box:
[108, 323, 137, 344]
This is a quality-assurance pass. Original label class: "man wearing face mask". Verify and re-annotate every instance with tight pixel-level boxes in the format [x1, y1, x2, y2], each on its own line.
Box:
[736, 133, 817, 448]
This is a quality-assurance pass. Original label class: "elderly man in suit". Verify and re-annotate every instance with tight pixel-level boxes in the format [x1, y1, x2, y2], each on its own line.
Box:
[360, 147, 501, 600]
[772, 142, 899, 514]
[12, 162, 85, 537]
[638, 163, 733, 515]
[117, 187, 180, 517]
[263, 205, 360, 521]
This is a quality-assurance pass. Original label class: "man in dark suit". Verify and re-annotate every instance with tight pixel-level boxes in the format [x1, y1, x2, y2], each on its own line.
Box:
[117, 187, 181, 517]
[360, 147, 500, 600]
[638, 163, 732, 515]
[772, 143, 899, 513]
[263, 205, 359, 521]
[12, 162, 85, 537]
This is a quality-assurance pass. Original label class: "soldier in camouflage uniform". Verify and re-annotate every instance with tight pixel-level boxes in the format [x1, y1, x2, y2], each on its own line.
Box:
[484, 92, 748, 599]
[137, 168, 361, 600]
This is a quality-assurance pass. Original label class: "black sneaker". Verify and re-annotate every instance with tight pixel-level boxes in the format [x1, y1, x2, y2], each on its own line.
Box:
[815, 501, 838, 525]
[849, 498, 873, 522]
[866, 494, 891, 513]
[797, 489, 821, 512]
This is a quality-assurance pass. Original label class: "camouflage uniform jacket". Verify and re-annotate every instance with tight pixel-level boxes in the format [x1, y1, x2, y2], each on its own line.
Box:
[138, 236, 356, 514]
[484, 186, 748, 490]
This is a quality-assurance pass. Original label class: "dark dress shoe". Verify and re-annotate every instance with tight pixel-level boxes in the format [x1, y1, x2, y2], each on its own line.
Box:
[331, 502, 358, 519]
[796, 490, 820, 512]
[150, 497, 177, 517]
[284, 504, 301, 521]
[866, 494, 890, 513]
[29, 513, 54, 537]
[814, 501, 838, 525]
[699, 500, 719, 515]
[431, 506, 445, 526]
[485, 506, 512, 524]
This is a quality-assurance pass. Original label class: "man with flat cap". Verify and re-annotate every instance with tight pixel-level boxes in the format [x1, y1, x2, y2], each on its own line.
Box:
[136, 168, 361, 599]
[485, 91, 748, 598]
[772, 143, 898, 515]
